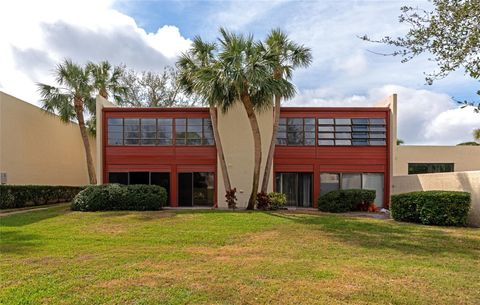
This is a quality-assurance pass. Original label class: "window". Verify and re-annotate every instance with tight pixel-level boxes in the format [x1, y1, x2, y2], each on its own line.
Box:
[157, 118, 173, 145]
[129, 172, 149, 184]
[108, 172, 128, 184]
[408, 163, 454, 175]
[106, 117, 213, 146]
[124, 118, 141, 145]
[318, 118, 386, 146]
[108, 118, 123, 145]
[320, 172, 385, 207]
[341, 173, 361, 189]
[277, 117, 315, 146]
[320, 173, 340, 195]
[141, 118, 156, 145]
[175, 118, 214, 146]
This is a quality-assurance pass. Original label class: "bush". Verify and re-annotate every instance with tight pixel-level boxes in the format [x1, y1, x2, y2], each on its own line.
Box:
[256, 192, 270, 210]
[225, 188, 237, 210]
[71, 184, 167, 211]
[391, 191, 471, 226]
[317, 189, 376, 213]
[268, 192, 287, 210]
[0, 185, 84, 209]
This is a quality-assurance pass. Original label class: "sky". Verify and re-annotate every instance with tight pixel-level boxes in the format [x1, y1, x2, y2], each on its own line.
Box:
[0, 0, 478, 145]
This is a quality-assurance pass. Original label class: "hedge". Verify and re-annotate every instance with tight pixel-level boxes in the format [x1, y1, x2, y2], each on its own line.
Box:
[71, 184, 167, 211]
[318, 189, 376, 213]
[391, 191, 471, 226]
[0, 185, 84, 209]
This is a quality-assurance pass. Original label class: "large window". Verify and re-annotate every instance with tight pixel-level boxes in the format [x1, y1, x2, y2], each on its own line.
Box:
[408, 163, 454, 175]
[320, 172, 385, 207]
[108, 172, 170, 203]
[317, 118, 386, 146]
[276, 117, 315, 146]
[107, 117, 213, 146]
[175, 118, 214, 145]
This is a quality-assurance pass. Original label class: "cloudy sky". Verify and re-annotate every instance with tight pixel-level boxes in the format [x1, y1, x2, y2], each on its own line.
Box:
[0, 0, 478, 145]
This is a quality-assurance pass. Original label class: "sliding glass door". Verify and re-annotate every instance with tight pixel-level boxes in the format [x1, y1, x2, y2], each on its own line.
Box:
[178, 172, 215, 207]
[275, 172, 312, 207]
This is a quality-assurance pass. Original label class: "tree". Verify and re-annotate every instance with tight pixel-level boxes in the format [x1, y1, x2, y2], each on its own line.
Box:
[177, 29, 294, 209]
[177, 36, 233, 200]
[457, 128, 480, 145]
[118, 66, 194, 107]
[397, 139, 405, 145]
[260, 29, 312, 193]
[87, 61, 126, 102]
[37, 59, 97, 184]
[361, 0, 480, 111]
[216, 28, 295, 209]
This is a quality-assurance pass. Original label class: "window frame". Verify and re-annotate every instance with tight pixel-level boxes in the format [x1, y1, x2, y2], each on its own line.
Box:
[105, 116, 214, 147]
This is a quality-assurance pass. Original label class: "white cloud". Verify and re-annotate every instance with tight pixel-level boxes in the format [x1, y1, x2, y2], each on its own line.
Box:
[145, 25, 192, 58]
[334, 51, 368, 76]
[0, 0, 191, 105]
[212, 0, 286, 30]
[294, 84, 479, 145]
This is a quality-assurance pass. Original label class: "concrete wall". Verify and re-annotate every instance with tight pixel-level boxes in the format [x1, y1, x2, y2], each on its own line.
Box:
[0, 91, 96, 185]
[394, 145, 480, 176]
[392, 171, 480, 227]
[95, 95, 116, 184]
[216, 102, 274, 208]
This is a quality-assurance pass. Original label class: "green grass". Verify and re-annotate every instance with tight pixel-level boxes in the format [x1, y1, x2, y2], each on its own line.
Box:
[1, 206, 479, 305]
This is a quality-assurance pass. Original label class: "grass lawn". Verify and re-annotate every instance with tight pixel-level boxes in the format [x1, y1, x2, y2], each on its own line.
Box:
[1, 206, 479, 305]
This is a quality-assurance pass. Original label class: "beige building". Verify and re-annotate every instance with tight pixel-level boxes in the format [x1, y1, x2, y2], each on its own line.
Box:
[0, 91, 96, 185]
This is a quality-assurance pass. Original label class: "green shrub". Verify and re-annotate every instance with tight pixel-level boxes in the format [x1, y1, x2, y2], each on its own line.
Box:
[391, 191, 471, 226]
[317, 189, 376, 213]
[0, 185, 84, 209]
[71, 184, 167, 211]
[268, 192, 287, 210]
[390, 193, 421, 223]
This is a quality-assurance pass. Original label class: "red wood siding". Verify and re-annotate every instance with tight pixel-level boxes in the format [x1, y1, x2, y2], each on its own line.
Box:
[274, 107, 391, 208]
[102, 108, 217, 207]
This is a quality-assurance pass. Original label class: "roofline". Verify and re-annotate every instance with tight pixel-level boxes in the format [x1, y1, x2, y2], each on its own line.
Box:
[102, 106, 390, 112]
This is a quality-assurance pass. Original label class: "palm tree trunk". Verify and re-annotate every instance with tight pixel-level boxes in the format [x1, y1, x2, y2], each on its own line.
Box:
[74, 97, 97, 184]
[261, 95, 280, 193]
[209, 105, 231, 207]
[241, 94, 262, 210]
[100, 88, 108, 99]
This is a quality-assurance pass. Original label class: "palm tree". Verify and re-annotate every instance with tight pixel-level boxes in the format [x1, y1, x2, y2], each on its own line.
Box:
[215, 29, 295, 209]
[260, 29, 312, 193]
[37, 59, 97, 184]
[177, 37, 233, 199]
[177, 29, 294, 209]
[86, 61, 126, 103]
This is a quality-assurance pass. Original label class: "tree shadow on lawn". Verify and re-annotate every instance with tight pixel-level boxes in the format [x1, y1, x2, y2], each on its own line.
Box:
[264, 212, 480, 258]
[0, 206, 68, 227]
[0, 230, 42, 254]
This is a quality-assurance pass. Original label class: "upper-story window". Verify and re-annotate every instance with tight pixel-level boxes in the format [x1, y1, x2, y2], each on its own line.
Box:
[276, 118, 315, 146]
[107, 117, 213, 146]
[318, 118, 386, 146]
[175, 118, 214, 145]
